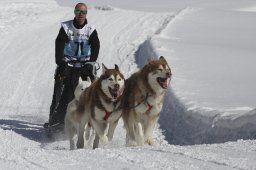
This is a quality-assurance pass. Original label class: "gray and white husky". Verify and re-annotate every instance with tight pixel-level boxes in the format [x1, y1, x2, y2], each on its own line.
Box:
[65, 77, 92, 150]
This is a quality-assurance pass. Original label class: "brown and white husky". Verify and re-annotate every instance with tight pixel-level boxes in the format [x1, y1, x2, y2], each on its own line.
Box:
[121, 56, 171, 146]
[75, 64, 125, 149]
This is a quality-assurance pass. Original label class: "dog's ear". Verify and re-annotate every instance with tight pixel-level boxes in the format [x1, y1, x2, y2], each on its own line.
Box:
[159, 56, 167, 62]
[86, 76, 91, 83]
[114, 64, 119, 71]
[79, 76, 83, 84]
[102, 63, 108, 73]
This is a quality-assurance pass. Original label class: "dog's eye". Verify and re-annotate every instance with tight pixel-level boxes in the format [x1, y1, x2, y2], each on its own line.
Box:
[109, 78, 113, 81]
[118, 78, 122, 81]
[158, 69, 163, 72]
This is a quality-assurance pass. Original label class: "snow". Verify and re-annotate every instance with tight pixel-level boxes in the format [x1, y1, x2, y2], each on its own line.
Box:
[0, 0, 256, 169]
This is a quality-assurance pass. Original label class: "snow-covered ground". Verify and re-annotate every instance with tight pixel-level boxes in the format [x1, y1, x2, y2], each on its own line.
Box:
[0, 0, 256, 169]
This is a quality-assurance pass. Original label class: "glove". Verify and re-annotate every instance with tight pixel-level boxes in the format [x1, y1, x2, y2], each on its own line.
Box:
[55, 64, 71, 80]
[80, 64, 94, 81]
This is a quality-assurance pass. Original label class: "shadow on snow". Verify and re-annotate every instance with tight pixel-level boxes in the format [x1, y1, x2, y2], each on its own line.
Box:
[0, 119, 49, 143]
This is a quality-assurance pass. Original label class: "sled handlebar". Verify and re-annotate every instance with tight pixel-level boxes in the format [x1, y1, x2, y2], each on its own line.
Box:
[81, 61, 100, 78]
[65, 57, 100, 78]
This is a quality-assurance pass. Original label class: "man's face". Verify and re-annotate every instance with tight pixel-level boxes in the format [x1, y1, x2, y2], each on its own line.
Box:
[74, 4, 87, 24]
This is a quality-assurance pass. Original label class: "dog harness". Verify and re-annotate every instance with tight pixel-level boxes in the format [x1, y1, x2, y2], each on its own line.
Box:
[103, 111, 112, 120]
[146, 102, 153, 112]
[138, 93, 153, 112]
[102, 98, 152, 121]
[61, 20, 95, 60]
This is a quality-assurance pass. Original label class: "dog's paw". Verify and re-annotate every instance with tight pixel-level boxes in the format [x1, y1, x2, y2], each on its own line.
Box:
[100, 135, 109, 145]
[145, 138, 155, 145]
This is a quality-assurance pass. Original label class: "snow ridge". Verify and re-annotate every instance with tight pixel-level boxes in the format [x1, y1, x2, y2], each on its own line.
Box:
[133, 8, 256, 145]
[94, 5, 115, 11]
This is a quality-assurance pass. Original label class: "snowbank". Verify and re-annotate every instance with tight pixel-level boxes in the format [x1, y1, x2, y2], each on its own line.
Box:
[133, 7, 256, 145]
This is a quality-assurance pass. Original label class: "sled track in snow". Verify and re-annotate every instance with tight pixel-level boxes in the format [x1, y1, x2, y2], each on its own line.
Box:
[134, 8, 256, 145]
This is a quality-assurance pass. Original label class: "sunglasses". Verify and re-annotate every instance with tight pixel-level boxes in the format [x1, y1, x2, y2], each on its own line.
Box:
[74, 9, 87, 15]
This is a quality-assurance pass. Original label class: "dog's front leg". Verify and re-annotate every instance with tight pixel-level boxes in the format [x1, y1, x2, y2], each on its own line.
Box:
[107, 120, 119, 141]
[134, 122, 144, 146]
[65, 116, 76, 150]
[77, 115, 89, 149]
[90, 119, 108, 145]
[125, 116, 137, 147]
[93, 134, 99, 149]
[144, 116, 158, 145]
[84, 125, 91, 141]
[69, 127, 76, 150]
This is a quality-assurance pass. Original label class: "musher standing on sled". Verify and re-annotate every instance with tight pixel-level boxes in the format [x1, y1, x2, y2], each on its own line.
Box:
[44, 3, 100, 136]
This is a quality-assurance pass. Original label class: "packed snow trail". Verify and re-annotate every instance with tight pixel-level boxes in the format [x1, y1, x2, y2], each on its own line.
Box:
[1, 126, 256, 169]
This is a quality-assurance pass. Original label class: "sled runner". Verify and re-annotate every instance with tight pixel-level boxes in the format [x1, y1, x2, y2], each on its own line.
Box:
[44, 60, 100, 140]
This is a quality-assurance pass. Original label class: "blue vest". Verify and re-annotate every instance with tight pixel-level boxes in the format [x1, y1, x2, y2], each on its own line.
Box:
[62, 20, 95, 61]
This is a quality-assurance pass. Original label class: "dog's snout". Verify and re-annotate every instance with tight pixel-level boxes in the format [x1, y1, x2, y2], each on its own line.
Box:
[166, 72, 171, 78]
[114, 84, 120, 89]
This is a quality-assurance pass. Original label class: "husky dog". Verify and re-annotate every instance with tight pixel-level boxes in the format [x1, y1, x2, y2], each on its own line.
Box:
[65, 77, 92, 150]
[122, 56, 171, 146]
[76, 64, 125, 149]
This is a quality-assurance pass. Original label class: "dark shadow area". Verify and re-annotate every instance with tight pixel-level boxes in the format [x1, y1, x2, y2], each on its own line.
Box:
[0, 119, 47, 143]
[135, 39, 158, 68]
[159, 90, 256, 145]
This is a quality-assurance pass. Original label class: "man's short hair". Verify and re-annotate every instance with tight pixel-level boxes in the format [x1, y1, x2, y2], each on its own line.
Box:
[75, 3, 86, 9]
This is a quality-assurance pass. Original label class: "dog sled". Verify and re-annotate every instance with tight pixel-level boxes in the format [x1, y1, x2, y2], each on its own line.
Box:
[44, 57, 100, 140]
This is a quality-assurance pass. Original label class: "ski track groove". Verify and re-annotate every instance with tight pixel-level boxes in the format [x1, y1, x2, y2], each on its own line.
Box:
[111, 12, 175, 76]
[128, 147, 233, 170]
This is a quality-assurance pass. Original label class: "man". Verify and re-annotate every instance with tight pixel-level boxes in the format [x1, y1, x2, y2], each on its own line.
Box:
[44, 3, 100, 136]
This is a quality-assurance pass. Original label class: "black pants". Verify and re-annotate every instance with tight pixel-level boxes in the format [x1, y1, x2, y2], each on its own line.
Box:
[48, 65, 94, 125]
